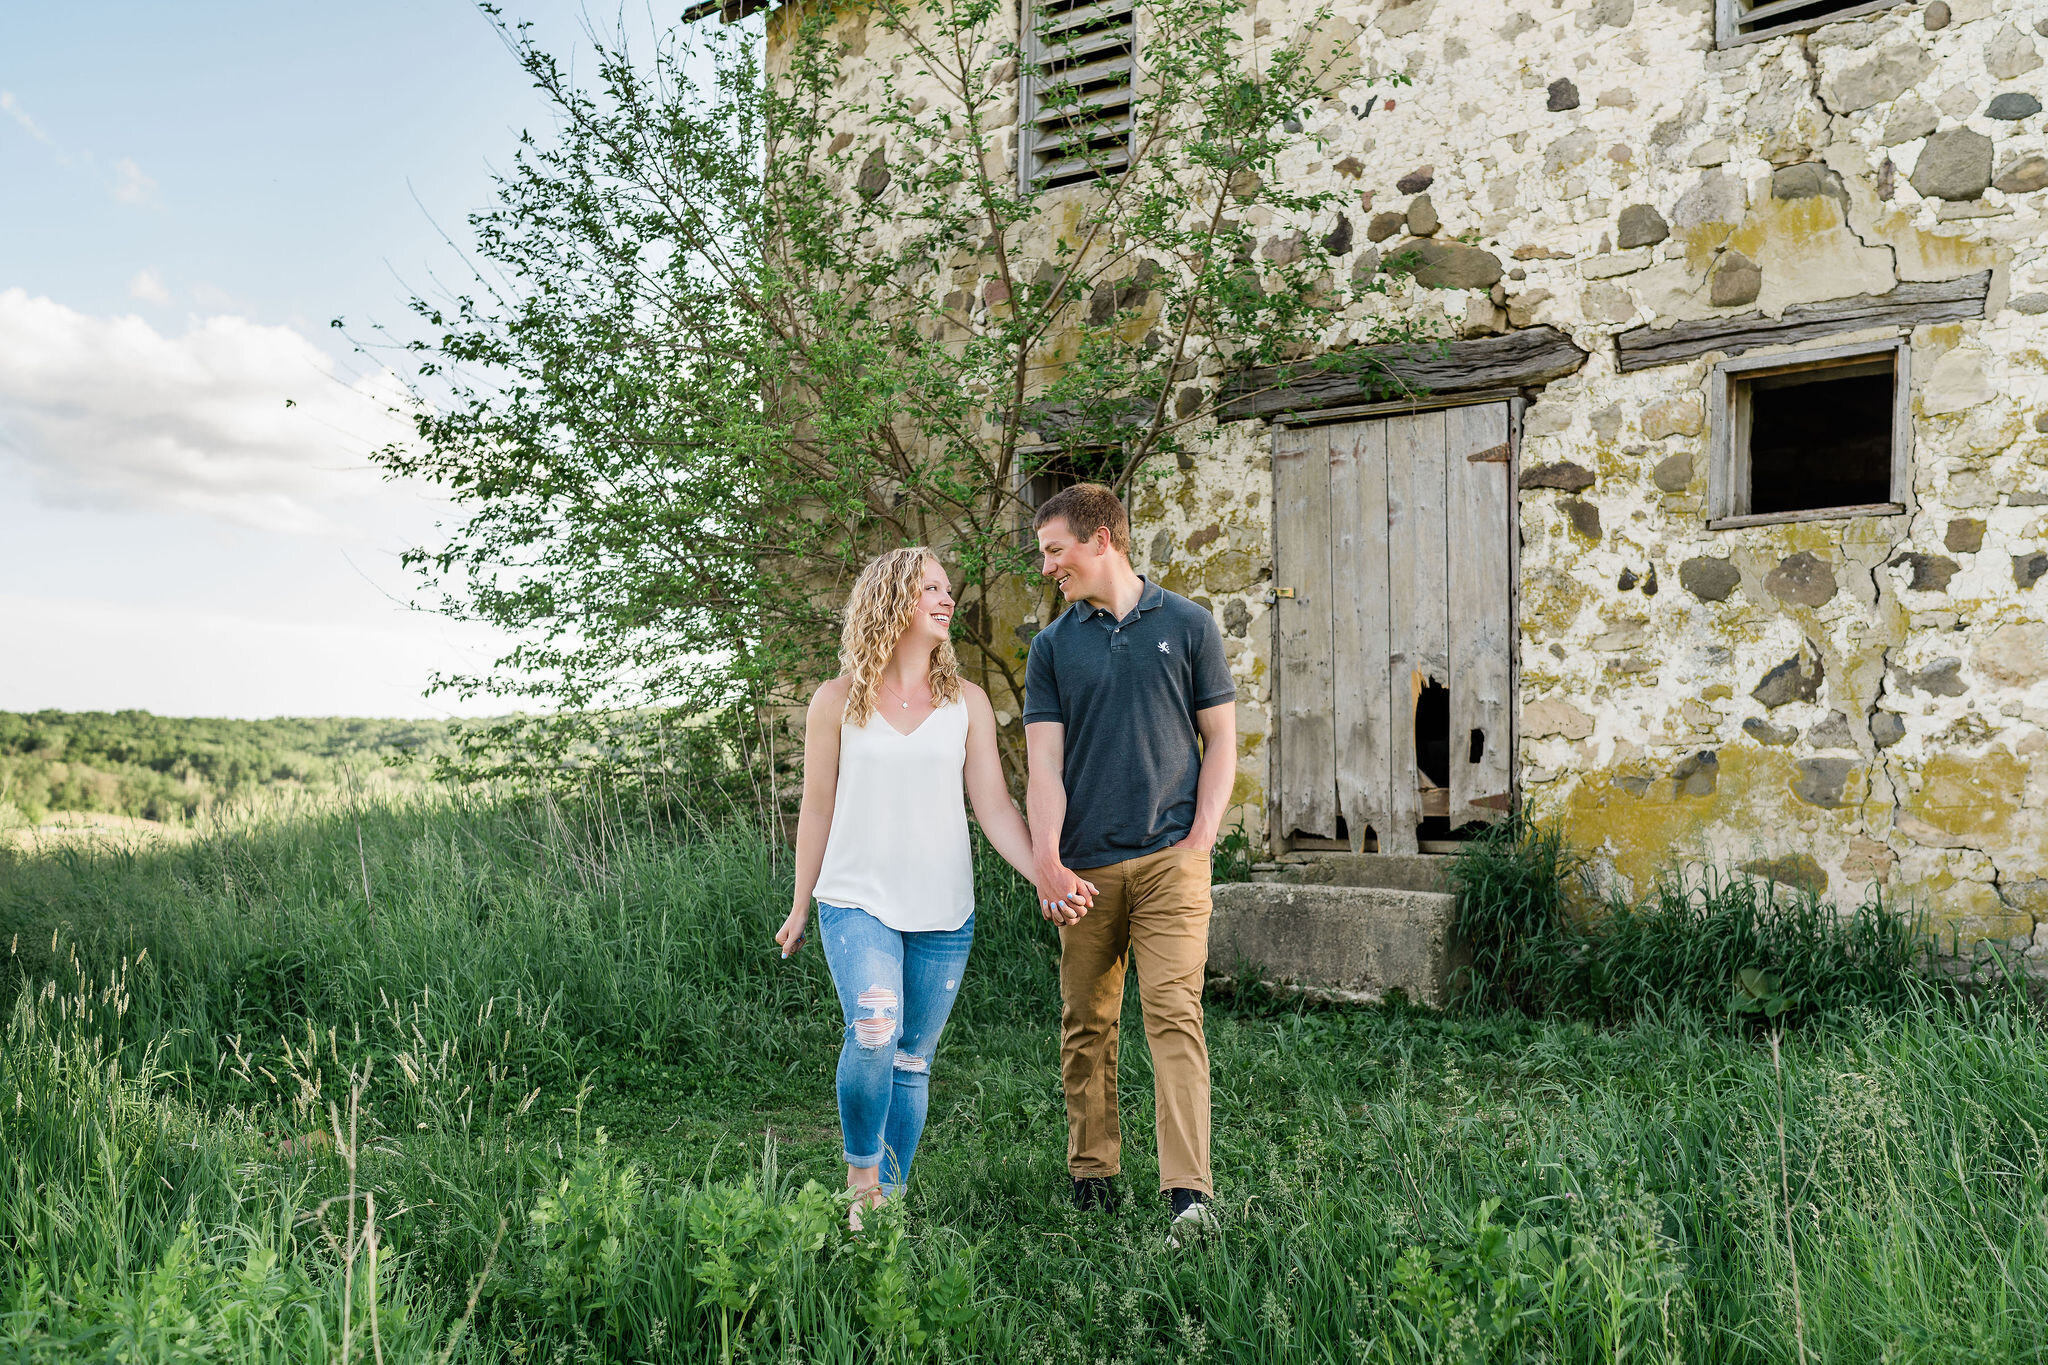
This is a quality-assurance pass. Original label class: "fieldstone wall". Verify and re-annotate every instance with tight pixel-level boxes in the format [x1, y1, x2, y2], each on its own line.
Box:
[771, 0, 2048, 958]
[1259, 0, 2048, 957]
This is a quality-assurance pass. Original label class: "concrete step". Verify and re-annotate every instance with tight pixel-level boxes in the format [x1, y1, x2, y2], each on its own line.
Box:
[1249, 852, 1455, 894]
[1210, 882, 1462, 1008]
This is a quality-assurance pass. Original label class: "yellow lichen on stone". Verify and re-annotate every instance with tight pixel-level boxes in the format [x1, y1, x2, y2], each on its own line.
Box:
[1897, 748, 2027, 846]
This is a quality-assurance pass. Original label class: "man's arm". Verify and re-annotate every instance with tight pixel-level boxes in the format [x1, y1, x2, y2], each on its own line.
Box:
[1173, 702, 1237, 853]
[1026, 720, 1093, 924]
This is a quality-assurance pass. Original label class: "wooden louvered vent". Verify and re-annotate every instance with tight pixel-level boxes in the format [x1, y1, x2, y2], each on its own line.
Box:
[1020, 0, 1137, 190]
[1716, 0, 1904, 46]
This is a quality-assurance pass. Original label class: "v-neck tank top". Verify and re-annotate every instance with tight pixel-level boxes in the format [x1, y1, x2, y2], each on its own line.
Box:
[811, 699, 974, 932]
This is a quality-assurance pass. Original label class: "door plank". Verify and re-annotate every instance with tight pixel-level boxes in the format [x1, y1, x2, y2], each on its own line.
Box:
[1447, 402, 1514, 826]
[1328, 419, 1391, 853]
[1383, 410, 1446, 853]
[1273, 424, 1338, 841]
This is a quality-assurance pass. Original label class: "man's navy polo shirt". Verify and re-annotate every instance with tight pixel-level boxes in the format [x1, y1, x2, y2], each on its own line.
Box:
[1023, 577, 1237, 869]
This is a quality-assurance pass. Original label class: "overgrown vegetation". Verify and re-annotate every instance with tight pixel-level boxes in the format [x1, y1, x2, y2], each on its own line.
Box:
[0, 710, 458, 825]
[7, 795, 2048, 1361]
[1450, 818, 1930, 1023]
[368, 3, 1431, 781]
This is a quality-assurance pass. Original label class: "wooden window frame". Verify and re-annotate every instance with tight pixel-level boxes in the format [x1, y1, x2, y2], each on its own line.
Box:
[1018, 0, 1137, 192]
[1706, 338, 1911, 530]
[1014, 441, 1122, 544]
[1714, 0, 1906, 47]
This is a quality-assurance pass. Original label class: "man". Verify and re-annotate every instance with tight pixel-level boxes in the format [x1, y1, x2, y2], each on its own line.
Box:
[1023, 482, 1237, 1241]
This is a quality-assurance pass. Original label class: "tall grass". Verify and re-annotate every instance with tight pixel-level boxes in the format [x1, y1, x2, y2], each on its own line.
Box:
[1450, 818, 1929, 1022]
[6, 795, 2048, 1361]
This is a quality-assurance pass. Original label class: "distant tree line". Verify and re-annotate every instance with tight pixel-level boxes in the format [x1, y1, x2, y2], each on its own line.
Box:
[0, 711, 459, 825]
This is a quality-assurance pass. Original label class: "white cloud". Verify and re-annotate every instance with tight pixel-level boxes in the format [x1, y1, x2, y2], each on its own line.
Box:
[0, 90, 51, 145]
[112, 156, 157, 205]
[0, 290, 419, 536]
[127, 269, 173, 305]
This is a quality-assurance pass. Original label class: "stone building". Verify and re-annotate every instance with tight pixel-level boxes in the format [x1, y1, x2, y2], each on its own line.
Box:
[722, 0, 2048, 975]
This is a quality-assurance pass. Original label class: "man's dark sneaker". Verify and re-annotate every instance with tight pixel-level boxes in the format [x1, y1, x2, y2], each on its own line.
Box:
[1166, 1188, 1219, 1247]
[1072, 1176, 1119, 1212]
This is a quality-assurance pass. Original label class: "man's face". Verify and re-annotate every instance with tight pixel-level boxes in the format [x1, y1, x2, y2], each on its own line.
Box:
[1037, 517, 1105, 602]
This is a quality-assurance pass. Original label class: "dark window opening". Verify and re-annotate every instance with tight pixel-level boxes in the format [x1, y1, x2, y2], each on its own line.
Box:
[1018, 445, 1120, 544]
[1722, 1, 1903, 46]
[1468, 728, 1486, 765]
[1743, 358, 1894, 517]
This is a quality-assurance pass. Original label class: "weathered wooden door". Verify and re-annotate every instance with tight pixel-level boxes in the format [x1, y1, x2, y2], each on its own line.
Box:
[1273, 404, 1514, 853]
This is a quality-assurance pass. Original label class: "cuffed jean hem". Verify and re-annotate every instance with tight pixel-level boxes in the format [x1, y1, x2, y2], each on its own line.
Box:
[843, 1152, 909, 1199]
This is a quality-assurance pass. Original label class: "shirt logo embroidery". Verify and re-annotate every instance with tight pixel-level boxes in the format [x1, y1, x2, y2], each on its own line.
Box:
[1157, 641, 1172, 654]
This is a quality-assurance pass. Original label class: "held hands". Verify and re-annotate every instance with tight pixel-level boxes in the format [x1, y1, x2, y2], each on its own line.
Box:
[1034, 861, 1098, 926]
[775, 904, 809, 957]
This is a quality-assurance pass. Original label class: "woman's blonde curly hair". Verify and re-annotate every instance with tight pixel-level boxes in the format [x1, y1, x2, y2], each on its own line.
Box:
[839, 547, 962, 727]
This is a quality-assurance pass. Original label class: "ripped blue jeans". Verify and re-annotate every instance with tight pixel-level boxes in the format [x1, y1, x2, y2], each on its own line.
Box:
[817, 902, 974, 1194]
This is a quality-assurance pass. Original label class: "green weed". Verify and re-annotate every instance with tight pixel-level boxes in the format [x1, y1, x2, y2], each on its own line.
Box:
[4, 796, 2047, 1362]
[1451, 818, 1930, 1023]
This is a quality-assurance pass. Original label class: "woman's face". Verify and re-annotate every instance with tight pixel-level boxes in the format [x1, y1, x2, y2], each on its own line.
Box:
[906, 558, 954, 646]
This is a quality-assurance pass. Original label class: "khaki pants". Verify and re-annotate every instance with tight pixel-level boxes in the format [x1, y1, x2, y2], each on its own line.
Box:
[1059, 843, 1213, 1195]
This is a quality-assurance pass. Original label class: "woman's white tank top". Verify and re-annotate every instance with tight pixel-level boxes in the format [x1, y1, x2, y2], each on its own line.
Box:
[811, 698, 975, 932]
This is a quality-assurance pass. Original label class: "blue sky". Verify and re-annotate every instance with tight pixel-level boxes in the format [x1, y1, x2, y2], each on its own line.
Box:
[0, 2, 652, 717]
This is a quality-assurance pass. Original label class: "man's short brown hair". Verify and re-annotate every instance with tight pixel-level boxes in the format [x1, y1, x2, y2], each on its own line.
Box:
[1033, 482, 1132, 556]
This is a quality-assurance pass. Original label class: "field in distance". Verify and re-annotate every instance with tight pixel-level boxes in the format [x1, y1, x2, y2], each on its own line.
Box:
[0, 709, 465, 846]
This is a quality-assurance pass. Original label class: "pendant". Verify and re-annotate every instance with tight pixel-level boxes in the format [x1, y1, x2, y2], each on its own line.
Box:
[901, 701, 909, 708]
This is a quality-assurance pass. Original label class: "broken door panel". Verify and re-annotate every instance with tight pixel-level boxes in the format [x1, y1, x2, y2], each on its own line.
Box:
[1385, 411, 1448, 854]
[1446, 402, 1514, 826]
[1273, 424, 1338, 841]
[1329, 419, 1391, 853]
[1273, 401, 1513, 852]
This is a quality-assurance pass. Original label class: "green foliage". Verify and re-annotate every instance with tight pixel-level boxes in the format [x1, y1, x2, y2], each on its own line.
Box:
[366, 3, 1433, 778]
[1210, 814, 1257, 884]
[0, 709, 456, 824]
[491, 1140, 984, 1363]
[11, 796, 2048, 1363]
[1446, 816, 1578, 1015]
[0, 988, 464, 1362]
[1384, 1196, 1691, 1363]
[1450, 817, 1930, 1023]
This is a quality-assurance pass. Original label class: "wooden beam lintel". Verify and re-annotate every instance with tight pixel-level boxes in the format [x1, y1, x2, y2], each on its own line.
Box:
[1615, 272, 1992, 372]
[1218, 327, 1590, 424]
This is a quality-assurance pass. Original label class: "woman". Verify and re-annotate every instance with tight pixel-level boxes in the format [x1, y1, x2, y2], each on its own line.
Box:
[777, 548, 1086, 1224]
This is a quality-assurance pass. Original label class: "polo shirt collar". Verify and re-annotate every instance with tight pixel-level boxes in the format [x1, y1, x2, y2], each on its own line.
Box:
[1073, 576, 1164, 623]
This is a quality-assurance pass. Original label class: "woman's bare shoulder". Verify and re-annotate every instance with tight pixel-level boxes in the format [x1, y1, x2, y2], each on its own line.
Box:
[809, 676, 853, 713]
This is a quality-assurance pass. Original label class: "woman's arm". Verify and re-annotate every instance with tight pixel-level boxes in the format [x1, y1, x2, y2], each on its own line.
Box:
[963, 684, 1066, 891]
[778, 679, 846, 955]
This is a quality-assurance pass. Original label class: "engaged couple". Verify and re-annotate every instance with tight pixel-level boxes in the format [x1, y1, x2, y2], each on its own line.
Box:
[775, 483, 1238, 1241]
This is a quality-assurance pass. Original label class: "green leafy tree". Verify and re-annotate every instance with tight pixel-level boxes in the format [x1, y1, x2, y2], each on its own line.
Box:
[370, 0, 1428, 785]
